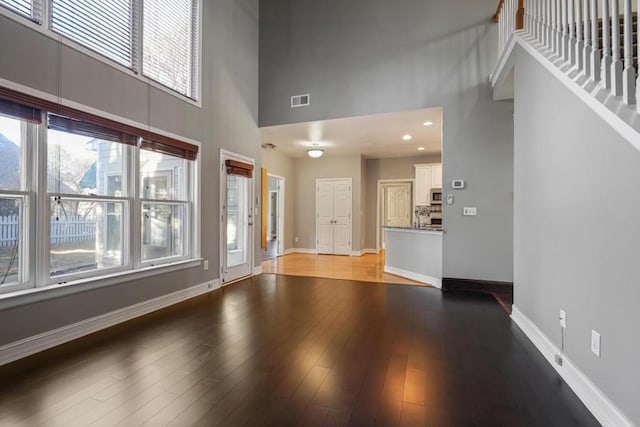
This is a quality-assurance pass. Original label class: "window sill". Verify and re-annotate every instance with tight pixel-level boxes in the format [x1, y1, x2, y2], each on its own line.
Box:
[0, 258, 203, 310]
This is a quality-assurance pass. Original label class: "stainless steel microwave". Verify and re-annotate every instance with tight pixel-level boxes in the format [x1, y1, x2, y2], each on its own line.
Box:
[430, 188, 443, 205]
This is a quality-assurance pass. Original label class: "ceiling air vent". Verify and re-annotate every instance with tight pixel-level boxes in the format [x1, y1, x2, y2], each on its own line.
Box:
[291, 94, 310, 108]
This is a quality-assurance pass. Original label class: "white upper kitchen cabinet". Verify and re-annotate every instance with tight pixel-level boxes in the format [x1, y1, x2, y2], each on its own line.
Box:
[431, 164, 443, 189]
[414, 163, 442, 206]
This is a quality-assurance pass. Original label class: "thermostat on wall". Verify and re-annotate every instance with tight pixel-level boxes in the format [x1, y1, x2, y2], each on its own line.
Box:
[452, 179, 465, 189]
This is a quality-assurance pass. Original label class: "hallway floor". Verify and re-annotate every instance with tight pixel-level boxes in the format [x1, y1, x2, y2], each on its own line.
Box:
[0, 275, 598, 426]
[261, 252, 429, 287]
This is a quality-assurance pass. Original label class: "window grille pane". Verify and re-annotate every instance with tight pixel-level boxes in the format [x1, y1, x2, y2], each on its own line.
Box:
[0, 0, 39, 21]
[140, 150, 187, 201]
[0, 198, 21, 286]
[47, 128, 124, 197]
[142, 203, 185, 261]
[50, 0, 134, 67]
[50, 199, 125, 277]
[143, 0, 197, 97]
[0, 115, 24, 192]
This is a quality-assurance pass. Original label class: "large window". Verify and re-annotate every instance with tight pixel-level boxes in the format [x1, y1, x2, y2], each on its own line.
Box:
[143, 0, 198, 98]
[140, 150, 189, 263]
[0, 90, 199, 295]
[0, 0, 200, 100]
[47, 126, 127, 279]
[0, 114, 32, 291]
[50, 0, 134, 68]
[0, 0, 39, 21]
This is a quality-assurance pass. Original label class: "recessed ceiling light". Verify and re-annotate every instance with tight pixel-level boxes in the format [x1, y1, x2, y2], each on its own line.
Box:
[423, 121, 434, 126]
[417, 147, 425, 151]
[402, 134, 412, 141]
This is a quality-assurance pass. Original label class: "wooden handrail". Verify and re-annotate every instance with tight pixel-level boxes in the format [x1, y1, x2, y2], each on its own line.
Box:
[493, 0, 525, 30]
[515, 0, 525, 30]
[493, 0, 505, 22]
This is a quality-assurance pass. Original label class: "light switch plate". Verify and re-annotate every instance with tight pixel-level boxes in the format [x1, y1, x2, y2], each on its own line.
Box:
[452, 179, 465, 189]
[463, 207, 477, 216]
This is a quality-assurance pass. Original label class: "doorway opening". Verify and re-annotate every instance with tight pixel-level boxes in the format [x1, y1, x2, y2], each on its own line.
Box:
[377, 180, 413, 251]
[262, 173, 284, 261]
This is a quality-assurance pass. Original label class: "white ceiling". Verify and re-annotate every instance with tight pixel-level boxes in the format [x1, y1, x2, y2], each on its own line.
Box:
[260, 107, 442, 159]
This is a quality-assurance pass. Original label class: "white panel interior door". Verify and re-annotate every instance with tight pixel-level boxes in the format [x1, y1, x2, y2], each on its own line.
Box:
[316, 181, 334, 254]
[332, 181, 352, 255]
[385, 185, 411, 227]
[316, 179, 352, 255]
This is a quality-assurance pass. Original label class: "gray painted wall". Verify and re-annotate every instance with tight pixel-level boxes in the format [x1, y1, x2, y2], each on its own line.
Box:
[0, 0, 260, 345]
[293, 155, 363, 251]
[514, 48, 640, 424]
[259, 0, 514, 282]
[261, 148, 295, 250]
[364, 155, 441, 249]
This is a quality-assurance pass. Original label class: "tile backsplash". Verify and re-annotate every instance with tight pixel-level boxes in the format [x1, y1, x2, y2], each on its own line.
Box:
[415, 205, 442, 227]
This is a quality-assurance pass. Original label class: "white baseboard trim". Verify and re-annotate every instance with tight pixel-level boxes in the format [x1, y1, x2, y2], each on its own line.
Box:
[283, 248, 296, 255]
[287, 248, 318, 254]
[383, 266, 442, 289]
[252, 266, 262, 275]
[0, 280, 220, 367]
[511, 307, 633, 427]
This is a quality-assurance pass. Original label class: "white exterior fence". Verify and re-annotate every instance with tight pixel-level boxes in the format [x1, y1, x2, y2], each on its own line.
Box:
[0, 215, 96, 247]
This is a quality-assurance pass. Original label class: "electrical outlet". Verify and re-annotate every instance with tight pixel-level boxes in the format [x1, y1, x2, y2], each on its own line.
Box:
[559, 310, 566, 328]
[204, 260, 209, 270]
[463, 207, 477, 216]
[295, 236, 299, 243]
[591, 330, 601, 357]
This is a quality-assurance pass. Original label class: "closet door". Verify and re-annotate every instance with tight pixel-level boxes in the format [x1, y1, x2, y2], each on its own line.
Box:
[316, 181, 334, 254]
[332, 180, 351, 255]
[316, 179, 352, 255]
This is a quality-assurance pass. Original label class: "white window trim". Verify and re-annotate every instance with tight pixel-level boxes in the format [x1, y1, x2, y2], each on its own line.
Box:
[0, 77, 202, 299]
[0, 1, 202, 107]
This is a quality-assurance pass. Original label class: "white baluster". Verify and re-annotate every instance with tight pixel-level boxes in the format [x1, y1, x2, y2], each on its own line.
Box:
[611, 0, 623, 95]
[499, 6, 503, 53]
[584, 0, 592, 75]
[576, 0, 584, 68]
[635, 0, 640, 109]
[555, 0, 562, 56]
[547, 0, 554, 51]
[590, 0, 601, 81]
[539, 0, 546, 42]
[544, 0, 549, 47]
[561, 0, 568, 60]
[622, 0, 635, 104]
[601, 0, 612, 88]
[569, 0, 577, 64]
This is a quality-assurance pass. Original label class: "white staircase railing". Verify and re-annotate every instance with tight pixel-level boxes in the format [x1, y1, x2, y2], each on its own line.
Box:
[495, 0, 640, 111]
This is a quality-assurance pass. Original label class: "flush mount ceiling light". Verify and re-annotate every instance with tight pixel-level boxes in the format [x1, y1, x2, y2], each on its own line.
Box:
[402, 134, 412, 141]
[307, 147, 324, 158]
[423, 121, 434, 126]
[417, 147, 425, 151]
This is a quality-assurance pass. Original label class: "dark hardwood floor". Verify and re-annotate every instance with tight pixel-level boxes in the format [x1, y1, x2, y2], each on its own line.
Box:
[0, 274, 598, 426]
